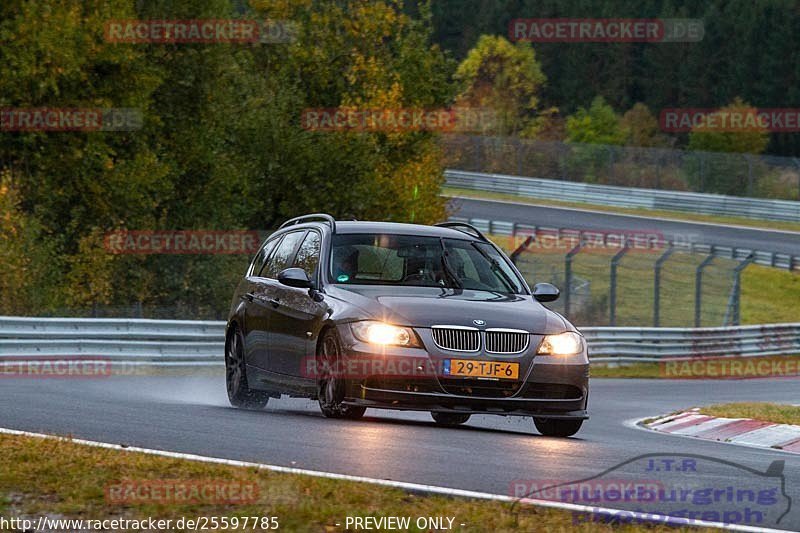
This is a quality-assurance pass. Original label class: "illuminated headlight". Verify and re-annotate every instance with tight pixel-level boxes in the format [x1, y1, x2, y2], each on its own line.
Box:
[350, 321, 420, 347]
[537, 332, 584, 356]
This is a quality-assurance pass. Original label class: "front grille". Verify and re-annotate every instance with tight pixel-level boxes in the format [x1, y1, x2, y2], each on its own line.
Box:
[485, 329, 530, 354]
[431, 326, 480, 352]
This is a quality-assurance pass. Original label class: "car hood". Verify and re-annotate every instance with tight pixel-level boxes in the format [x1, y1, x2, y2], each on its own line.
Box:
[327, 285, 570, 334]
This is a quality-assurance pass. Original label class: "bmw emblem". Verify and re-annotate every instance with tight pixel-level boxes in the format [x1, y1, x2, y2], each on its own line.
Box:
[473, 319, 486, 326]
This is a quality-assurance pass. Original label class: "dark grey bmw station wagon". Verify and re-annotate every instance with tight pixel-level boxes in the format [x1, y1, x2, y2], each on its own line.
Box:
[225, 214, 589, 437]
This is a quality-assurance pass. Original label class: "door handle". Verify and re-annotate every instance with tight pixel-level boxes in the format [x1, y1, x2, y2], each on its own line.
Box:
[268, 298, 280, 308]
[243, 292, 255, 302]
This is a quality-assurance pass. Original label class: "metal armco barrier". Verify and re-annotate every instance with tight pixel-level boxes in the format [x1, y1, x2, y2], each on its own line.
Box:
[0, 317, 224, 365]
[1, 317, 798, 365]
[583, 323, 800, 363]
[445, 169, 800, 224]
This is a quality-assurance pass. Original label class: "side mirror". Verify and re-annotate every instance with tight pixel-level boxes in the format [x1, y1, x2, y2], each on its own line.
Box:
[533, 282, 560, 303]
[278, 268, 314, 289]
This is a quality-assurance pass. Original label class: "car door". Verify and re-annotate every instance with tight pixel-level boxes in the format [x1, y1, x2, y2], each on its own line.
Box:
[267, 229, 327, 378]
[252, 230, 308, 375]
[242, 235, 282, 371]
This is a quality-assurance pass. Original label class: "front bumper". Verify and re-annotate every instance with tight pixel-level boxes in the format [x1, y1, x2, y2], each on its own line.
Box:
[338, 324, 589, 420]
[345, 389, 588, 419]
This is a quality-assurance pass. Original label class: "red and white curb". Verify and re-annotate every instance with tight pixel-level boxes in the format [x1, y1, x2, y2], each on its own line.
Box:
[643, 408, 800, 453]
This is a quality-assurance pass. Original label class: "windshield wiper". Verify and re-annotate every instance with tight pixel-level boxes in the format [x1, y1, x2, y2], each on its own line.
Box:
[439, 238, 463, 289]
[470, 242, 517, 293]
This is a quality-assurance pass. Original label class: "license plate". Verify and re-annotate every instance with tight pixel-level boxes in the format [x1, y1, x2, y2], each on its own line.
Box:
[443, 359, 519, 380]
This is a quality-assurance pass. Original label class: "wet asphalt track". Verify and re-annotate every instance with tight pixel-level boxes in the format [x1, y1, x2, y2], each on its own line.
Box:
[453, 197, 800, 257]
[2, 375, 799, 530]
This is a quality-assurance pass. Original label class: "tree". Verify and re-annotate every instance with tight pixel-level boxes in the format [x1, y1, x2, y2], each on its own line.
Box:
[688, 98, 769, 155]
[686, 98, 770, 196]
[620, 103, 672, 148]
[565, 96, 627, 145]
[0, 170, 60, 314]
[0, 0, 455, 316]
[454, 35, 550, 136]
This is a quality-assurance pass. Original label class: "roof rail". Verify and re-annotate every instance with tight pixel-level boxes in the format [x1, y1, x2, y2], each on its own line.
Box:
[279, 214, 337, 232]
[434, 222, 488, 241]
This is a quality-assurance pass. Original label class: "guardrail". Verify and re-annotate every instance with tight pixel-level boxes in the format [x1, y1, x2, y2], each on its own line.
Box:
[584, 323, 800, 363]
[1, 317, 798, 366]
[0, 317, 224, 365]
[445, 169, 800, 224]
[446, 215, 800, 271]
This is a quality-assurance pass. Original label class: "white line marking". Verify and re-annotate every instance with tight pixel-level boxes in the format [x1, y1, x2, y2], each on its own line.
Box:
[447, 194, 800, 237]
[0, 426, 794, 533]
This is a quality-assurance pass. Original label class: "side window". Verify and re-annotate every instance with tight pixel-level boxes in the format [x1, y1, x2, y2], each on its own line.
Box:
[260, 231, 305, 279]
[248, 237, 279, 277]
[293, 231, 321, 277]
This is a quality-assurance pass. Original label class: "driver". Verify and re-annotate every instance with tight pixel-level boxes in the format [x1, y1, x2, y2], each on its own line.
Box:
[332, 246, 359, 282]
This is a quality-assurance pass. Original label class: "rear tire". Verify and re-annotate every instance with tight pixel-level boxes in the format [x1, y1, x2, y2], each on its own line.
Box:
[225, 327, 270, 410]
[317, 328, 366, 420]
[431, 412, 471, 426]
[533, 417, 583, 437]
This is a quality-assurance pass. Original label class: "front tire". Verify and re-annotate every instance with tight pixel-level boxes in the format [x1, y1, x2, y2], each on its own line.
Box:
[431, 412, 471, 426]
[533, 417, 583, 437]
[225, 327, 270, 410]
[317, 328, 366, 420]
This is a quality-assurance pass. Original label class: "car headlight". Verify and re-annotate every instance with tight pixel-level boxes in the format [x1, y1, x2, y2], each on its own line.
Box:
[350, 321, 420, 347]
[537, 332, 583, 356]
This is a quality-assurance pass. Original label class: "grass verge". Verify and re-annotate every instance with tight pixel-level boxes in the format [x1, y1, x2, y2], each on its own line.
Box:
[444, 187, 800, 234]
[591, 355, 800, 379]
[698, 403, 800, 425]
[0, 433, 704, 532]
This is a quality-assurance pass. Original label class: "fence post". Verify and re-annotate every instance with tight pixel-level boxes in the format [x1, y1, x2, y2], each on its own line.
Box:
[653, 244, 675, 327]
[699, 153, 706, 192]
[607, 146, 615, 184]
[510, 235, 534, 264]
[745, 154, 754, 197]
[564, 241, 583, 318]
[695, 250, 715, 327]
[609, 245, 629, 326]
[727, 253, 756, 326]
[793, 158, 800, 200]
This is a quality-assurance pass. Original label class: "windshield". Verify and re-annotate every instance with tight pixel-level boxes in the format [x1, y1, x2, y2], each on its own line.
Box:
[330, 233, 525, 294]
